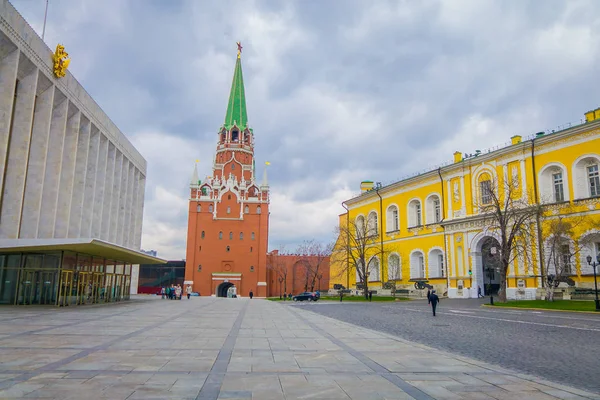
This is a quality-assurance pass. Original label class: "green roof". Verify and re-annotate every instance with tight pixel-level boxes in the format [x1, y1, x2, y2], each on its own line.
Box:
[223, 56, 248, 130]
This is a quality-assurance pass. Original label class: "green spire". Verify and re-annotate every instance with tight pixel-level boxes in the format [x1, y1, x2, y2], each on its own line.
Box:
[223, 55, 248, 130]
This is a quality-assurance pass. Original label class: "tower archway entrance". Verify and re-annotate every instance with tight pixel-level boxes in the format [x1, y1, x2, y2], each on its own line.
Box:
[216, 281, 236, 298]
[479, 237, 502, 296]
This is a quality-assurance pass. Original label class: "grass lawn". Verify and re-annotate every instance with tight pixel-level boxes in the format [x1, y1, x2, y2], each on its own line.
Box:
[491, 300, 597, 312]
[267, 296, 409, 302]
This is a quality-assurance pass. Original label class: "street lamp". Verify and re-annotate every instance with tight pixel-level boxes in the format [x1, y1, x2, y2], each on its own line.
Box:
[487, 246, 497, 306]
[278, 276, 283, 300]
[585, 253, 600, 311]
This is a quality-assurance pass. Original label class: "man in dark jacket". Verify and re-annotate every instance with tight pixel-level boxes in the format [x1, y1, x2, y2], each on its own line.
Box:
[430, 290, 440, 316]
[427, 289, 431, 304]
[249, 290, 254, 299]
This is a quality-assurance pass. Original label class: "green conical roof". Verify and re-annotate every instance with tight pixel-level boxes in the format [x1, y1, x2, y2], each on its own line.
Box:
[224, 56, 248, 130]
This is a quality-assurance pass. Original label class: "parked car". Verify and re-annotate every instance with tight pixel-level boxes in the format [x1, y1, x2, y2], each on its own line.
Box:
[292, 292, 319, 302]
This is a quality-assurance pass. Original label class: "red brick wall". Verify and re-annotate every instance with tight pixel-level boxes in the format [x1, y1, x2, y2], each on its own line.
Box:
[266, 251, 331, 297]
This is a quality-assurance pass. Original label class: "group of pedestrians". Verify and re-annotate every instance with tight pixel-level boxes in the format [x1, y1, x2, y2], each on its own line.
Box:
[161, 284, 193, 300]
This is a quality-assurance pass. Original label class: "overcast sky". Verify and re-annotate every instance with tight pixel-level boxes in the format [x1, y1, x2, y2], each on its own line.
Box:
[11, 0, 600, 259]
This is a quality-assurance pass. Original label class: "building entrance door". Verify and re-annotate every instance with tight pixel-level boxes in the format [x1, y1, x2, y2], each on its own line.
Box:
[58, 270, 74, 307]
[17, 270, 58, 305]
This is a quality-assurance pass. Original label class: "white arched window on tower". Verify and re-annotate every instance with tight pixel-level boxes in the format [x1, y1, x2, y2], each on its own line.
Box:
[368, 257, 380, 282]
[428, 249, 444, 278]
[410, 251, 425, 279]
[257, 206, 262, 214]
[386, 205, 399, 232]
[408, 199, 422, 227]
[388, 253, 401, 280]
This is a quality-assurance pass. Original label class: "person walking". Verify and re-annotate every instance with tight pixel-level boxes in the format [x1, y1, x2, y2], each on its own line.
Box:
[477, 287, 484, 298]
[176, 285, 182, 300]
[161, 287, 165, 299]
[249, 290, 254, 299]
[427, 288, 431, 304]
[430, 290, 440, 316]
[368, 290, 372, 302]
[283, 292, 287, 301]
[186, 285, 192, 299]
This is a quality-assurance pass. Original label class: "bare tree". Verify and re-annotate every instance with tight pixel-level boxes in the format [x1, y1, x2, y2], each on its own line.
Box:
[540, 202, 600, 301]
[477, 174, 540, 302]
[296, 240, 333, 292]
[332, 217, 393, 299]
[266, 246, 289, 298]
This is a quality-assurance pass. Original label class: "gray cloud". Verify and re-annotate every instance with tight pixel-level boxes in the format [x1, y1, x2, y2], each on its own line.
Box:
[11, 0, 600, 258]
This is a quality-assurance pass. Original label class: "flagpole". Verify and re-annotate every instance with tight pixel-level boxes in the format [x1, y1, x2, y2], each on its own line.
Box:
[42, 0, 49, 41]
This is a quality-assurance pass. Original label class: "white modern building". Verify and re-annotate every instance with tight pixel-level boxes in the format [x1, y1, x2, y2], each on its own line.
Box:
[0, 0, 163, 305]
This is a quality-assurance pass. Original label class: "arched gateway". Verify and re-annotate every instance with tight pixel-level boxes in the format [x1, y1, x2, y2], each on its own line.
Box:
[475, 236, 502, 295]
[216, 281, 236, 298]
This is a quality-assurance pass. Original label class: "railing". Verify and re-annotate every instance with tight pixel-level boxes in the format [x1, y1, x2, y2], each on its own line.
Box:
[351, 118, 587, 199]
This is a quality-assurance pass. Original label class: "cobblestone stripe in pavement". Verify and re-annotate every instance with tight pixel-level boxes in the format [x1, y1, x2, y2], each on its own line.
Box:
[0, 299, 217, 391]
[195, 301, 249, 400]
[288, 306, 435, 400]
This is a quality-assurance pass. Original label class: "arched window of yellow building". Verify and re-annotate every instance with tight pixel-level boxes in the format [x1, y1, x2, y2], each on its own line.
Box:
[388, 254, 401, 280]
[478, 173, 492, 205]
[367, 212, 378, 236]
[356, 215, 366, 238]
[428, 248, 444, 278]
[408, 199, 422, 227]
[368, 257, 380, 282]
[410, 250, 425, 279]
[386, 205, 399, 232]
[425, 194, 441, 224]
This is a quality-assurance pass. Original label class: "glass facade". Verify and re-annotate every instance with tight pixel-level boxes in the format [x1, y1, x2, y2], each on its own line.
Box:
[0, 251, 133, 306]
[138, 261, 186, 294]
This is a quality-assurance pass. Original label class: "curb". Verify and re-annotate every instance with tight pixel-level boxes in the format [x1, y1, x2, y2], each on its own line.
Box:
[481, 304, 600, 314]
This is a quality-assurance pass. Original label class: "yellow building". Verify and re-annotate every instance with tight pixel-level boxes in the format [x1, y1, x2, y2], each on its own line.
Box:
[332, 108, 600, 299]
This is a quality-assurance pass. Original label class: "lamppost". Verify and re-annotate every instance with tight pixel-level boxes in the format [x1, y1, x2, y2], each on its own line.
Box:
[585, 253, 600, 311]
[487, 246, 497, 306]
[278, 276, 283, 300]
[317, 273, 322, 292]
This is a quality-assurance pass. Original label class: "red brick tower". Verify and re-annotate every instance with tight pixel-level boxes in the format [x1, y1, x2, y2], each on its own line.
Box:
[184, 44, 270, 297]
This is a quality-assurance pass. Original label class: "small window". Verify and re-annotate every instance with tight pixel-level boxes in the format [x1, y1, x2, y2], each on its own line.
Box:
[250, 265, 255, 272]
[560, 244, 571, 274]
[231, 164, 235, 171]
[251, 232, 255, 240]
[196, 204, 201, 212]
[209, 204, 214, 212]
[228, 194, 231, 200]
[588, 165, 599, 197]
[199, 246, 202, 252]
[250, 247, 253, 252]
[227, 206, 231, 214]
[433, 198, 441, 223]
[232, 130, 239, 141]
[480, 180, 492, 205]
[257, 206, 261, 214]
[553, 172, 564, 202]
[197, 265, 202, 272]
[201, 231, 205, 239]
[226, 246, 230, 252]
[229, 231, 233, 240]
[244, 205, 249, 214]
[219, 231, 223, 240]
[240, 232, 243, 240]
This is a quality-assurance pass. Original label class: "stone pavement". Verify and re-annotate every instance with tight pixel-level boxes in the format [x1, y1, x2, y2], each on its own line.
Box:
[0, 297, 598, 400]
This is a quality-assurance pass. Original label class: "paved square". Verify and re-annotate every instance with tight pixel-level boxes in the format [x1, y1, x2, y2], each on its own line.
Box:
[0, 297, 598, 399]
